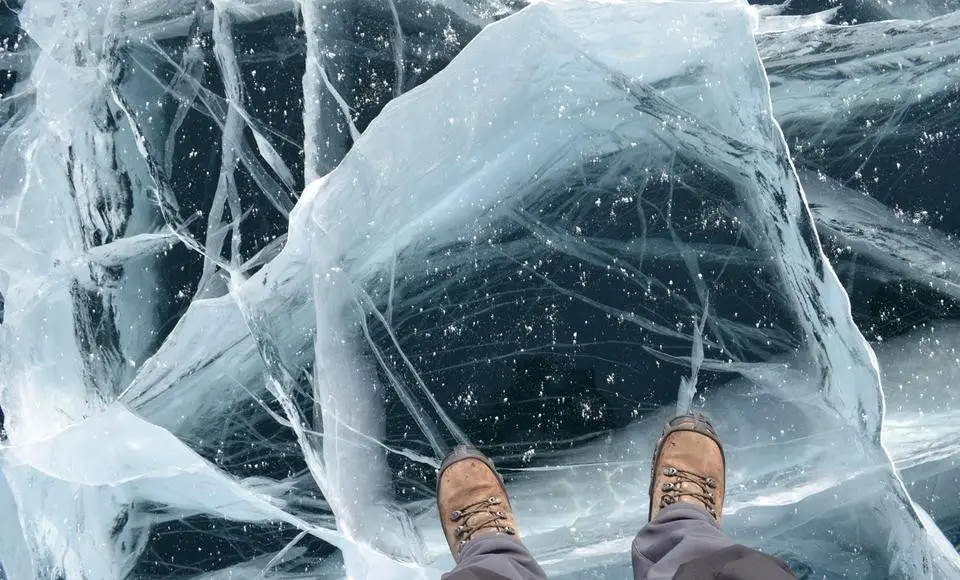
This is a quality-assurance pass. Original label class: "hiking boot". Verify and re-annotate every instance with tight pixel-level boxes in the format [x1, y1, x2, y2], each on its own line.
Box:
[649, 413, 726, 522]
[437, 445, 520, 561]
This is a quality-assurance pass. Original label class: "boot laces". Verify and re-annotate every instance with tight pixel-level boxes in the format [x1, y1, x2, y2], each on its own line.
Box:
[449, 496, 515, 547]
[660, 467, 718, 517]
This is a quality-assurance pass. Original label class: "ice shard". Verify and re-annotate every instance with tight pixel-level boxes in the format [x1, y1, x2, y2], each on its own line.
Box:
[1, 0, 960, 578]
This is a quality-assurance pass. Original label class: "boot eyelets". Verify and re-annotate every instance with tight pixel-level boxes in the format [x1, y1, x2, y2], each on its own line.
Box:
[455, 525, 465, 536]
[663, 467, 678, 476]
[662, 495, 676, 505]
[496, 511, 505, 517]
[503, 526, 516, 535]
[488, 496, 501, 504]
[661, 482, 675, 491]
[459, 540, 468, 548]
[450, 510, 462, 521]
[706, 477, 717, 488]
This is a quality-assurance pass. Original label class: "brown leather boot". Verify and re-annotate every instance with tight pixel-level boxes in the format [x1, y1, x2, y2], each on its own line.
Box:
[649, 413, 726, 522]
[436, 446, 519, 561]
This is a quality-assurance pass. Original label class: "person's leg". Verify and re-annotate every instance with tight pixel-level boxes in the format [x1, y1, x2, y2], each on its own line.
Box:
[437, 446, 549, 580]
[632, 414, 796, 580]
[442, 534, 547, 580]
[631, 503, 734, 580]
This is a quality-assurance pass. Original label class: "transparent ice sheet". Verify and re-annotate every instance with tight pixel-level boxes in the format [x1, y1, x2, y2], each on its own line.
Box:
[1, 0, 960, 578]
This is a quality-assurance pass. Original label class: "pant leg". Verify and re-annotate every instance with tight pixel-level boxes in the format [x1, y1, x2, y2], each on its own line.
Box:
[630, 504, 795, 580]
[631, 504, 735, 580]
[442, 534, 548, 580]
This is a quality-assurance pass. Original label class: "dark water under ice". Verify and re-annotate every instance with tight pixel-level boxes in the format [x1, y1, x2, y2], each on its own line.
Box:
[1, 0, 960, 578]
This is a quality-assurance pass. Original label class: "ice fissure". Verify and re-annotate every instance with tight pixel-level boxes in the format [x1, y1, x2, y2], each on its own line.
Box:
[2, 0, 960, 579]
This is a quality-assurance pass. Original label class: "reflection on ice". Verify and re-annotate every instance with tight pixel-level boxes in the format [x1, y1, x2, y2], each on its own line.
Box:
[1, 0, 960, 578]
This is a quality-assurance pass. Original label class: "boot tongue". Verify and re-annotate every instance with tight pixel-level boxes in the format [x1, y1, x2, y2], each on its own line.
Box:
[458, 498, 518, 544]
[458, 499, 501, 540]
[675, 477, 718, 517]
[468, 526, 503, 541]
[464, 509, 495, 534]
[676, 482, 710, 510]
[663, 475, 713, 512]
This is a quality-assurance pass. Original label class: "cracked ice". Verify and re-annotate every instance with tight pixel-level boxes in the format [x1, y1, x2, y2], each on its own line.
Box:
[1, 0, 960, 578]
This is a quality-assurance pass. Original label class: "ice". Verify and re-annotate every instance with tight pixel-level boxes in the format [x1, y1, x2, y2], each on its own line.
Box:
[800, 170, 960, 304]
[2, 0, 960, 578]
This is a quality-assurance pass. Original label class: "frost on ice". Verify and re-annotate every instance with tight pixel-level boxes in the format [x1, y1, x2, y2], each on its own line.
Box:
[1, 0, 960, 578]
